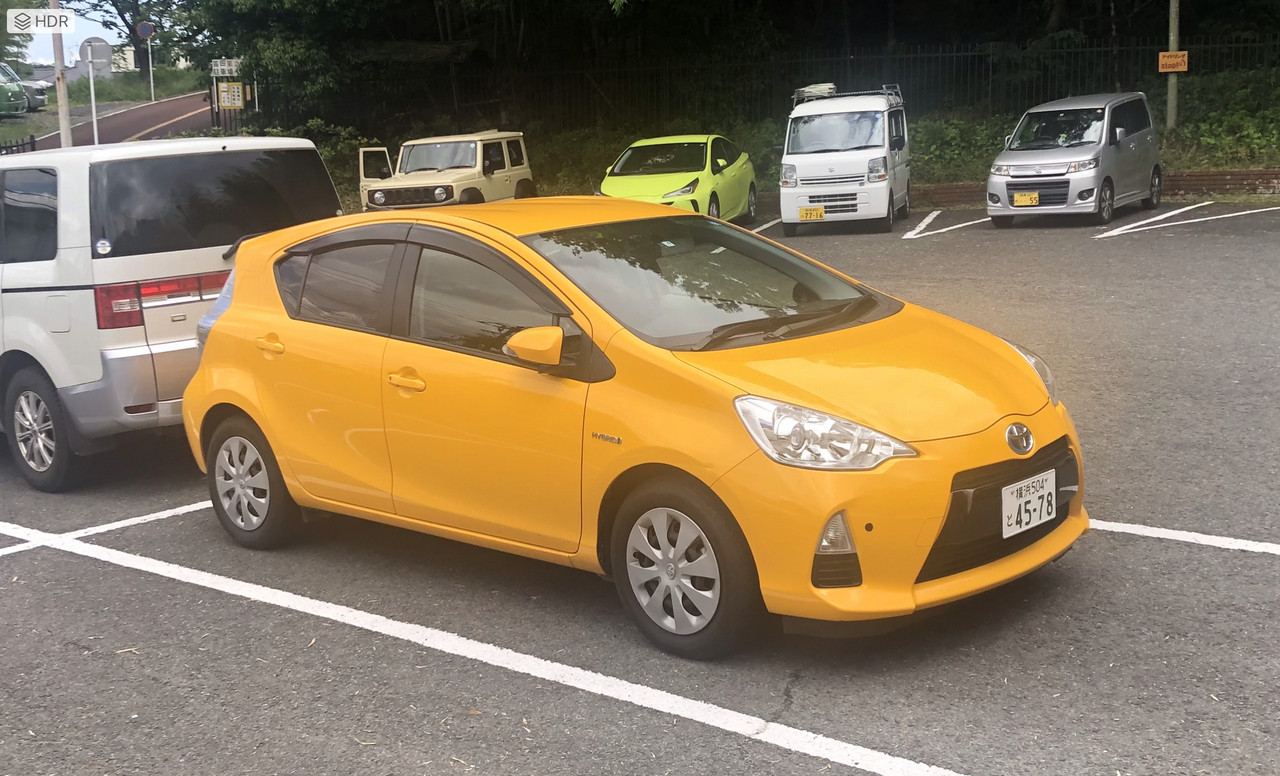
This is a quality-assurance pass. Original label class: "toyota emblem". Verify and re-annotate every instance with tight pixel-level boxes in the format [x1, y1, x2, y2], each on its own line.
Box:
[1006, 423, 1034, 455]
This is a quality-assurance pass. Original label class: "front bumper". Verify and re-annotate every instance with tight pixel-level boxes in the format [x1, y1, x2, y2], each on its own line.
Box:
[986, 170, 1103, 216]
[781, 181, 889, 224]
[713, 400, 1087, 622]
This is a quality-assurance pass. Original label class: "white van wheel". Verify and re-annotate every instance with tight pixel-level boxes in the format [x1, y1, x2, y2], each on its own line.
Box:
[878, 190, 895, 232]
[5, 367, 79, 492]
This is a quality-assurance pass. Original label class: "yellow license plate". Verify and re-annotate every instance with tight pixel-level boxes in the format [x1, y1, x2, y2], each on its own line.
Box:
[1013, 192, 1040, 207]
[798, 206, 825, 221]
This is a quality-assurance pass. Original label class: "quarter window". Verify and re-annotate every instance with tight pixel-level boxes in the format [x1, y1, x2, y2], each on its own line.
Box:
[2, 168, 58, 263]
[296, 243, 396, 332]
[889, 110, 906, 142]
[506, 140, 525, 167]
[409, 246, 554, 357]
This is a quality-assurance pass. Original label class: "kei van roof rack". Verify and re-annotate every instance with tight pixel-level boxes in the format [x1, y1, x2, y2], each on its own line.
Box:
[791, 83, 904, 108]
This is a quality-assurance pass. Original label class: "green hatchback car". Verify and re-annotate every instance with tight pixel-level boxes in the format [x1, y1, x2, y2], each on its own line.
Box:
[599, 134, 758, 222]
[0, 74, 28, 115]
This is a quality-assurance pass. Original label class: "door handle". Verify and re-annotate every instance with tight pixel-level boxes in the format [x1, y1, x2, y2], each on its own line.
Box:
[387, 373, 427, 392]
[254, 337, 285, 355]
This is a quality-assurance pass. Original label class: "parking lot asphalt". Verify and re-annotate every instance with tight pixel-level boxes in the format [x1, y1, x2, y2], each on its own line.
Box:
[3, 200, 1278, 776]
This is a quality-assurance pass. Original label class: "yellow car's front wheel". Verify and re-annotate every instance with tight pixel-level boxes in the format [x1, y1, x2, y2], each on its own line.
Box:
[610, 476, 764, 659]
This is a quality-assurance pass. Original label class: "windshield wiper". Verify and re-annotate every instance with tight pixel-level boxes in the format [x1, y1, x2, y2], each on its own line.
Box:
[842, 144, 884, 151]
[440, 164, 474, 170]
[691, 314, 806, 351]
[764, 295, 878, 340]
[1064, 140, 1098, 147]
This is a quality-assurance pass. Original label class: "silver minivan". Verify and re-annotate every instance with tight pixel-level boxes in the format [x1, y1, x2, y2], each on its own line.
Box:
[986, 92, 1161, 227]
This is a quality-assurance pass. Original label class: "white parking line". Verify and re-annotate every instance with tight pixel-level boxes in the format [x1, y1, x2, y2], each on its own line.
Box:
[0, 519, 965, 776]
[0, 500, 209, 557]
[1091, 520, 1280, 555]
[1096, 205, 1280, 238]
[1093, 202, 1214, 238]
[753, 217, 782, 233]
[903, 212, 989, 240]
[901, 210, 940, 239]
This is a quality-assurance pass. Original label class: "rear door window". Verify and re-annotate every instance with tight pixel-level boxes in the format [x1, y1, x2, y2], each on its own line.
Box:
[482, 142, 507, 173]
[89, 149, 341, 259]
[1, 168, 57, 263]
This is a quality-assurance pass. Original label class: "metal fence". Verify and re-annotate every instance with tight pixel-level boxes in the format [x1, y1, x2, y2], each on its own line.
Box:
[260, 35, 1280, 134]
[0, 134, 37, 155]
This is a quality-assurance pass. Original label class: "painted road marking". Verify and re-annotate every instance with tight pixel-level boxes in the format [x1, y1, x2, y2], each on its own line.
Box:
[1096, 205, 1280, 238]
[903, 212, 988, 240]
[1093, 202, 1214, 238]
[123, 107, 210, 142]
[1091, 520, 1280, 555]
[753, 217, 782, 233]
[0, 500, 209, 557]
[902, 210, 940, 239]
[0, 519, 967, 776]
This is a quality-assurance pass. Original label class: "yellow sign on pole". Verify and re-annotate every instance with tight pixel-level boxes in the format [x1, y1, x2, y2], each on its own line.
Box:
[218, 81, 245, 109]
[1159, 51, 1188, 73]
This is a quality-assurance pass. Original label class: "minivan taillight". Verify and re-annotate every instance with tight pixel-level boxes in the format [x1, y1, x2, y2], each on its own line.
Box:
[94, 283, 142, 329]
[138, 276, 201, 305]
[200, 271, 232, 298]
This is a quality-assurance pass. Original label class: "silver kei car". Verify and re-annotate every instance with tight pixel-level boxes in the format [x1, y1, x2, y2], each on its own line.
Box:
[986, 92, 1161, 228]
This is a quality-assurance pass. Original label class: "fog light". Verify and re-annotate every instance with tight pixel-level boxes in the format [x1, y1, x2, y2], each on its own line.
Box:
[371, 190, 386, 205]
[816, 512, 854, 554]
[812, 512, 862, 588]
[988, 193, 1001, 205]
[1078, 189, 1095, 201]
[434, 187, 448, 202]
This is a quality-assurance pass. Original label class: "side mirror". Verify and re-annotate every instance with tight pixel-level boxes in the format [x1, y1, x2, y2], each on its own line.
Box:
[605, 166, 613, 176]
[715, 158, 729, 169]
[889, 136, 906, 152]
[504, 326, 563, 367]
[1004, 134, 1012, 149]
[1112, 126, 1127, 145]
[482, 159, 495, 175]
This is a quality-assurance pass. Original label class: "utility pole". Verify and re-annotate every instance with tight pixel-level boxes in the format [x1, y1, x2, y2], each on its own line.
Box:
[1167, 0, 1180, 129]
[50, 0, 72, 146]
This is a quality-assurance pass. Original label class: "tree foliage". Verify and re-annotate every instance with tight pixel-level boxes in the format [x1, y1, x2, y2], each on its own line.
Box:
[62, 0, 205, 77]
[0, 0, 40, 63]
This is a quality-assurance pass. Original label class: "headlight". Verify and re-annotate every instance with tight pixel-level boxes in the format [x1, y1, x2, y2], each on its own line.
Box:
[780, 164, 797, 188]
[433, 186, 448, 202]
[371, 190, 386, 205]
[1005, 341, 1058, 406]
[867, 157, 888, 182]
[1067, 158, 1100, 173]
[664, 178, 699, 198]
[990, 164, 1012, 176]
[734, 396, 916, 471]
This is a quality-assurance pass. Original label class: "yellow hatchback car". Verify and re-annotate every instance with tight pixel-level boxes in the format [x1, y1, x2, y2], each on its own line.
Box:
[184, 197, 1088, 659]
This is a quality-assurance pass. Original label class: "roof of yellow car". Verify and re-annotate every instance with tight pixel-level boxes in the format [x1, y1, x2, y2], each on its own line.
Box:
[234, 196, 687, 263]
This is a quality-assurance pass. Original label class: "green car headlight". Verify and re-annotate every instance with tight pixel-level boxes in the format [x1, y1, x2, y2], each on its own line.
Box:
[663, 178, 699, 198]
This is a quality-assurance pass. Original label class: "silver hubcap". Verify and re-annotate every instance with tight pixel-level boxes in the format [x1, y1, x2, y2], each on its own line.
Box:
[1102, 188, 1113, 218]
[708, 199, 718, 218]
[749, 190, 757, 218]
[625, 507, 722, 635]
[214, 436, 271, 530]
[13, 391, 55, 472]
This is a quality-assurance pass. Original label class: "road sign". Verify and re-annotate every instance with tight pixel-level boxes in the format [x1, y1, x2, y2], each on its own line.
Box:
[136, 21, 155, 40]
[211, 58, 241, 78]
[1159, 51, 1188, 73]
[6, 9, 76, 34]
[218, 81, 245, 110]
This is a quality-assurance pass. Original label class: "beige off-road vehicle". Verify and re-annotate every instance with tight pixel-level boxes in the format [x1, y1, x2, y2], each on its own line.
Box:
[358, 130, 536, 210]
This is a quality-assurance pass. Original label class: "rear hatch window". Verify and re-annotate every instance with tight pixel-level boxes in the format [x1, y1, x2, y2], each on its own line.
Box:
[89, 148, 341, 259]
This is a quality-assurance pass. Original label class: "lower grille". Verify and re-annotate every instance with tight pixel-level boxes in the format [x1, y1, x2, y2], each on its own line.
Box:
[1006, 180, 1070, 206]
[915, 436, 1079, 584]
[812, 553, 862, 588]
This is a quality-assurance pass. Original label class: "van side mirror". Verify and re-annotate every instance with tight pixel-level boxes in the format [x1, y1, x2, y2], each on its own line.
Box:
[504, 326, 564, 367]
[889, 136, 906, 152]
[1112, 126, 1127, 145]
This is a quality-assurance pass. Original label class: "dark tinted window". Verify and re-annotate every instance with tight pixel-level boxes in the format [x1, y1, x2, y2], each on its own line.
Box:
[298, 243, 395, 332]
[889, 110, 906, 140]
[482, 142, 506, 173]
[1120, 100, 1151, 133]
[274, 253, 307, 314]
[410, 247, 554, 357]
[612, 142, 707, 175]
[90, 149, 340, 259]
[2, 168, 57, 263]
[506, 139, 525, 167]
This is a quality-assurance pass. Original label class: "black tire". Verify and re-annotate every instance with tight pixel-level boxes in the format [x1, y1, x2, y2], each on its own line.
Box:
[515, 179, 537, 199]
[1141, 167, 1162, 210]
[4, 366, 79, 492]
[707, 193, 720, 219]
[205, 415, 300, 550]
[740, 184, 758, 224]
[459, 188, 485, 205]
[781, 222, 798, 237]
[610, 477, 764, 660]
[897, 184, 910, 218]
[990, 215, 1015, 229]
[877, 190, 895, 232]
[1094, 179, 1115, 225]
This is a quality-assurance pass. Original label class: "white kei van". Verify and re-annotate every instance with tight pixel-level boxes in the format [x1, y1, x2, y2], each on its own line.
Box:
[0, 137, 342, 491]
[779, 84, 910, 236]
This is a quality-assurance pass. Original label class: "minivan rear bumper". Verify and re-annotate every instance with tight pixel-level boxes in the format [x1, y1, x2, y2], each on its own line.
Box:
[58, 343, 189, 439]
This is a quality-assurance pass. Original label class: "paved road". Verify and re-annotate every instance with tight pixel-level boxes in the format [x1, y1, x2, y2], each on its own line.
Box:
[34, 92, 214, 150]
[2, 200, 1278, 776]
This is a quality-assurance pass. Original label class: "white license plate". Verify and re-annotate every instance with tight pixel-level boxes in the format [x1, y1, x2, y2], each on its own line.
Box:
[1001, 469, 1057, 538]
